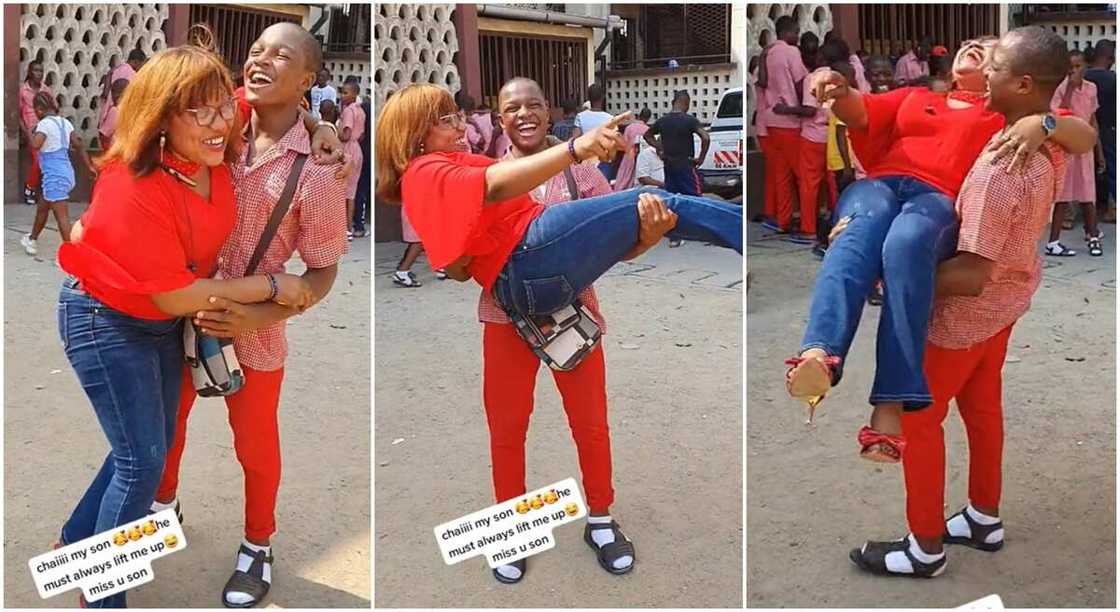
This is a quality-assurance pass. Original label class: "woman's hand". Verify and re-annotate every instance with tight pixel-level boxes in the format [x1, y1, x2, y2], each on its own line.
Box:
[272, 273, 314, 310]
[637, 192, 678, 247]
[572, 112, 631, 163]
[811, 70, 850, 108]
[986, 115, 1048, 172]
[194, 297, 280, 338]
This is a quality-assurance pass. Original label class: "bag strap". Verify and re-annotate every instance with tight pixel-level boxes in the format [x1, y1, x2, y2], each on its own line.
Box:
[244, 153, 308, 277]
[563, 167, 580, 202]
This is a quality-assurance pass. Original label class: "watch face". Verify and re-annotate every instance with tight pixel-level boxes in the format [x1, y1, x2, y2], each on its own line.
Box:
[1044, 114, 1058, 132]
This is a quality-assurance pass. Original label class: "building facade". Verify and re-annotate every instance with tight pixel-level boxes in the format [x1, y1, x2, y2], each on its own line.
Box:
[4, 3, 370, 201]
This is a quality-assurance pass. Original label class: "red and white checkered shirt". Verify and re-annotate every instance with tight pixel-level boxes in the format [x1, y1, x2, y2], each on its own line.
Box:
[477, 158, 611, 332]
[928, 138, 1066, 349]
[222, 118, 349, 371]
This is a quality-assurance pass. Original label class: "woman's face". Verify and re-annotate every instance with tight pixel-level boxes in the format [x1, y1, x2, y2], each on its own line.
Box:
[952, 38, 997, 92]
[165, 94, 235, 168]
[420, 110, 468, 155]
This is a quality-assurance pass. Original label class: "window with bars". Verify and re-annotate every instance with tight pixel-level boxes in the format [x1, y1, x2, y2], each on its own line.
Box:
[326, 4, 371, 54]
[857, 4, 1001, 57]
[478, 32, 587, 112]
[609, 5, 731, 70]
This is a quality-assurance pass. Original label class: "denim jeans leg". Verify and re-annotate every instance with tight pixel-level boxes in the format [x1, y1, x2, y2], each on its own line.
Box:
[58, 286, 180, 608]
[870, 188, 959, 409]
[800, 178, 903, 376]
[497, 187, 742, 316]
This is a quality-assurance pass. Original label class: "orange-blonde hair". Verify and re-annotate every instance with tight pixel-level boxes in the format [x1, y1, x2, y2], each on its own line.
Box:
[98, 42, 241, 176]
[374, 83, 458, 203]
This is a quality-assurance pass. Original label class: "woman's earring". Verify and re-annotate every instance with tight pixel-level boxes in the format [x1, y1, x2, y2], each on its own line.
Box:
[160, 131, 166, 155]
[419, 141, 425, 154]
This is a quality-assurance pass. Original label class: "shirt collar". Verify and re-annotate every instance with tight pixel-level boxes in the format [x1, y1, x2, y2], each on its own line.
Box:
[241, 111, 311, 170]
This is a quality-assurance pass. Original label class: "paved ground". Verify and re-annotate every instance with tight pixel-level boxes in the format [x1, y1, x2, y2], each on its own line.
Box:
[373, 237, 743, 608]
[3, 202, 371, 608]
[745, 220, 1116, 608]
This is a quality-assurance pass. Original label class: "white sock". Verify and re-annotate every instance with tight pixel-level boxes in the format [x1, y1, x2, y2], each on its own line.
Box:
[1048, 240, 1062, 248]
[149, 498, 176, 513]
[588, 515, 633, 570]
[394, 271, 409, 279]
[495, 563, 522, 581]
[882, 535, 943, 574]
[225, 539, 271, 606]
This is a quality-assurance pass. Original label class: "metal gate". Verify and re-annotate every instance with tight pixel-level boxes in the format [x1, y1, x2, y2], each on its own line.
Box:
[188, 5, 301, 76]
[479, 32, 587, 111]
[858, 4, 1001, 57]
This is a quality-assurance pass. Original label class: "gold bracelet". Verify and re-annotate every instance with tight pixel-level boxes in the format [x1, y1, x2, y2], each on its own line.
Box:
[315, 121, 338, 136]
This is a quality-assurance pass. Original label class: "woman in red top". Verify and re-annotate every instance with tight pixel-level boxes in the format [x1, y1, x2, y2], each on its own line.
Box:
[54, 43, 312, 609]
[786, 38, 1096, 462]
[375, 84, 742, 322]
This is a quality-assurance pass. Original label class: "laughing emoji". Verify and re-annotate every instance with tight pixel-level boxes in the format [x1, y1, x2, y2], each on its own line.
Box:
[141, 520, 157, 536]
[543, 490, 559, 504]
[564, 503, 579, 517]
[529, 495, 544, 510]
[127, 526, 143, 541]
[112, 531, 128, 546]
[515, 500, 530, 514]
[163, 534, 179, 549]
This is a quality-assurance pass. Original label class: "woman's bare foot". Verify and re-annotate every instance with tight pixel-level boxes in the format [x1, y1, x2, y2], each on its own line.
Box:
[861, 402, 904, 462]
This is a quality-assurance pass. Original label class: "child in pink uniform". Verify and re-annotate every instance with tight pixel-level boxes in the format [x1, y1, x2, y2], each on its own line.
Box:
[339, 79, 366, 240]
[1046, 49, 1103, 257]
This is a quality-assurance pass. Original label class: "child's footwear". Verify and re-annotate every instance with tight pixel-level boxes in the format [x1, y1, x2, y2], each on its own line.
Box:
[849, 534, 947, 578]
[857, 425, 906, 462]
[23, 186, 35, 205]
[20, 234, 37, 256]
[1088, 237, 1104, 257]
[150, 498, 184, 525]
[392, 271, 421, 288]
[943, 506, 1004, 552]
[222, 541, 273, 607]
[1045, 241, 1076, 256]
[435, 269, 448, 280]
[584, 518, 636, 575]
[784, 354, 840, 422]
[492, 558, 527, 584]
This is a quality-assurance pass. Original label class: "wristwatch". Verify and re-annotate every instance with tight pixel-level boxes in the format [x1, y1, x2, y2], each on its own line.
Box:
[1040, 112, 1058, 139]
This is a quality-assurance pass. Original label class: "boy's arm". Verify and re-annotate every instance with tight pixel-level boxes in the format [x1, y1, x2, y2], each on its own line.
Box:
[836, 123, 853, 171]
[694, 124, 711, 167]
[934, 252, 995, 297]
[30, 130, 45, 150]
[643, 128, 662, 157]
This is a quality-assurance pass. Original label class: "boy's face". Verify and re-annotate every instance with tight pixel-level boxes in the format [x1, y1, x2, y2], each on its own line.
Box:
[28, 63, 43, 85]
[1069, 54, 1086, 83]
[868, 61, 895, 93]
[983, 42, 1024, 114]
[499, 80, 550, 153]
[243, 25, 317, 107]
[341, 83, 359, 104]
[317, 69, 330, 87]
[319, 100, 334, 117]
[33, 105, 46, 120]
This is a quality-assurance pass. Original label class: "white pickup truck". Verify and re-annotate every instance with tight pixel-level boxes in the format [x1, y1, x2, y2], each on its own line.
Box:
[695, 87, 743, 199]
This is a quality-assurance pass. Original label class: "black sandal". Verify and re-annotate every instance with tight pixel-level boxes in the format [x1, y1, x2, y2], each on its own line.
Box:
[848, 537, 946, 578]
[491, 558, 526, 585]
[1089, 237, 1104, 257]
[222, 545, 273, 608]
[584, 520, 636, 575]
[943, 507, 1004, 552]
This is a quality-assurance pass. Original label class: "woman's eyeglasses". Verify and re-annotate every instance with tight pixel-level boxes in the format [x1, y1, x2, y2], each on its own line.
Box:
[436, 111, 467, 129]
[185, 98, 238, 127]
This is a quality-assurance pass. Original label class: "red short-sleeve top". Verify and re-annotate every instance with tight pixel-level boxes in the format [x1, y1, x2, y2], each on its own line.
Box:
[400, 152, 545, 291]
[850, 87, 1005, 199]
[58, 161, 238, 320]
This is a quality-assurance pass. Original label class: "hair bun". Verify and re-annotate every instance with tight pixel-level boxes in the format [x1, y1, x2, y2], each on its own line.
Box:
[187, 23, 217, 53]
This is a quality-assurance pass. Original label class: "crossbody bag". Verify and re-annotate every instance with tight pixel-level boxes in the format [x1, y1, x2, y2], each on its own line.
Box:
[183, 153, 308, 397]
[502, 167, 603, 372]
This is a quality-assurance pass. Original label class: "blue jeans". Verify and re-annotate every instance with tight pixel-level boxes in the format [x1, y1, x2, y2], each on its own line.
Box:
[800, 176, 958, 409]
[57, 277, 182, 608]
[493, 187, 742, 316]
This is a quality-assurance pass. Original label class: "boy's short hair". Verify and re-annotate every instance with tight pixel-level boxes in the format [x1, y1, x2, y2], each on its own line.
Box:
[638, 107, 652, 121]
[32, 90, 55, 111]
[775, 16, 797, 36]
[1005, 26, 1070, 96]
[587, 82, 605, 104]
[672, 90, 690, 103]
[127, 48, 147, 63]
[561, 98, 579, 114]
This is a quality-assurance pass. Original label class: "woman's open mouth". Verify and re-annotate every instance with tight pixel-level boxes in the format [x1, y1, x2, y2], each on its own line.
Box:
[202, 136, 225, 152]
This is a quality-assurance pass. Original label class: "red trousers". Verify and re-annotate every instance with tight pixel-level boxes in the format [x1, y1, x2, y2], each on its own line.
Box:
[25, 148, 41, 190]
[902, 325, 1013, 539]
[482, 322, 614, 513]
[762, 127, 801, 231]
[797, 139, 838, 236]
[157, 365, 285, 541]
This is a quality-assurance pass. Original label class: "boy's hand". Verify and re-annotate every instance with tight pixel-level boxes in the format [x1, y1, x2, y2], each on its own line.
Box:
[311, 124, 345, 165]
[195, 297, 283, 338]
[829, 215, 852, 243]
[636, 192, 678, 247]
